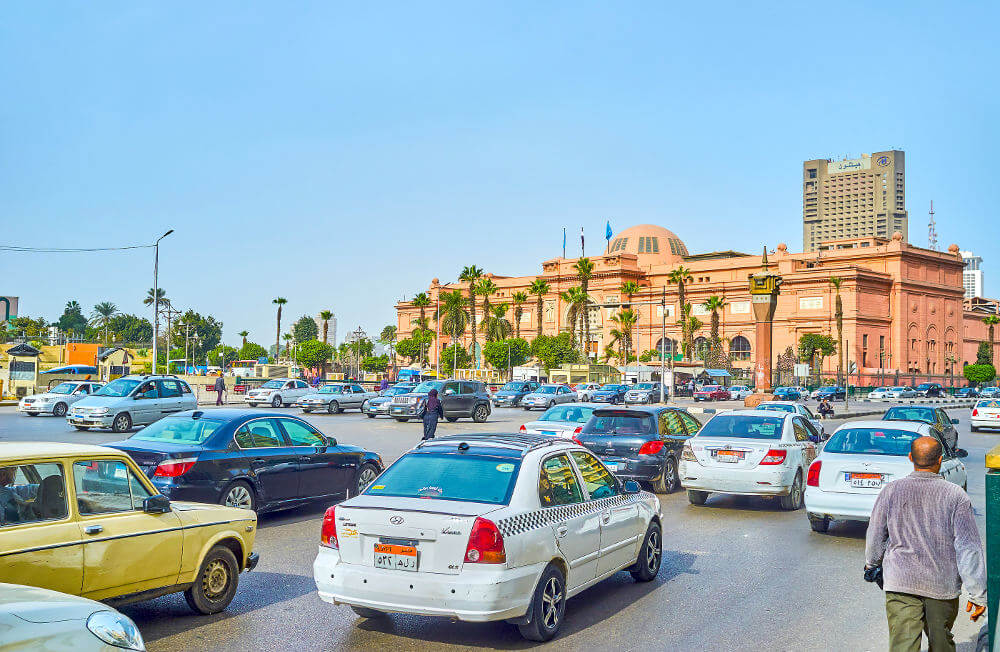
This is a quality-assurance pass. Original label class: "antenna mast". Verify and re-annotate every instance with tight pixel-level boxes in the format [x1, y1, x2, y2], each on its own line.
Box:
[927, 200, 938, 250]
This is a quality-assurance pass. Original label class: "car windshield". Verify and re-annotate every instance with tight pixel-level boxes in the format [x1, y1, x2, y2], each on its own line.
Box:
[890, 387, 907, 391]
[364, 453, 520, 505]
[635, 383, 657, 390]
[582, 411, 656, 435]
[701, 386, 721, 391]
[412, 381, 445, 393]
[500, 382, 525, 391]
[977, 400, 1000, 408]
[824, 427, 921, 456]
[50, 383, 76, 395]
[539, 405, 595, 423]
[600, 385, 625, 391]
[756, 403, 795, 413]
[93, 378, 140, 397]
[130, 416, 224, 444]
[383, 387, 410, 396]
[883, 407, 936, 425]
[536, 386, 558, 394]
[261, 380, 285, 389]
[319, 385, 345, 394]
[917, 384, 934, 390]
[697, 415, 784, 439]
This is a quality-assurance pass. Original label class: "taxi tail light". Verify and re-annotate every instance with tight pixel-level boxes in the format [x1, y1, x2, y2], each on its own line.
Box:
[465, 517, 505, 564]
[573, 426, 583, 435]
[972, 408, 979, 417]
[759, 449, 787, 465]
[638, 440, 665, 455]
[807, 460, 822, 487]
[572, 435, 584, 446]
[320, 506, 339, 549]
[519, 425, 526, 432]
[153, 457, 197, 477]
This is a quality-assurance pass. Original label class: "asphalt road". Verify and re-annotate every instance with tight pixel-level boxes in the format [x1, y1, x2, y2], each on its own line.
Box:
[0, 402, 992, 651]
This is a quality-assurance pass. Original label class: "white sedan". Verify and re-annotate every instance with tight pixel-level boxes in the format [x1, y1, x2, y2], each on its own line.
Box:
[804, 420, 967, 532]
[883, 386, 918, 399]
[728, 385, 753, 400]
[679, 410, 819, 510]
[17, 381, 103, 417]
[971, 399, 1000, 432]
[244, 378, 312, 407]
[573, 383, 603, 401]
[313, 434, 662, 642]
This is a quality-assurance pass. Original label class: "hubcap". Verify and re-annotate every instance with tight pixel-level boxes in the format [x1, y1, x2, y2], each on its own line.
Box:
[55, 404, 66, 416]
[541, 577, 563, 629]
[646, 530, 661, 572]
[202, 560, 229, 599]
[225, 486, 253, 510]
[358, 467, 377, 492]
[115, 415, 128, 430]
[665, 459, 676, 490]
[476, 406, 487, 420]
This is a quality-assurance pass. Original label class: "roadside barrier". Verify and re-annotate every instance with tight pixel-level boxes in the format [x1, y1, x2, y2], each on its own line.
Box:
[987, 444, 1000, 649]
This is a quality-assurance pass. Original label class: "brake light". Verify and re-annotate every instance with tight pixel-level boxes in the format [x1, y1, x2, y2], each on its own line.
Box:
[759, 449, 787, 465]
[519, 425, 526, 432]
[320, 506, 338, 548]
[573, 426, 583, 435]
[572, 435, 583, 446]
[153, 457, 197, 477]
[465, 517, 505, 564]
[972, 409, 979, 417]
[807, 460, 822, 487]
[637, 440, 665, 455]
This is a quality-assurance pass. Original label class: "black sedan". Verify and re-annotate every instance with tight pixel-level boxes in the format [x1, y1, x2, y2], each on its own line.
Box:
[575, 406, 702, 493]
[590, 384, 630, 404]
[955, 386, 980, 398]
[813, 386, 846, 401]
[108, 409, 383, 513]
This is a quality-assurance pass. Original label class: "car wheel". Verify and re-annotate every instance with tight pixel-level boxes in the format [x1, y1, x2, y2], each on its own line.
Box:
[248, 403, 257, 407]
[524, 406, 532, 411]
[352, 463, 380, 497]
[302, 409, 312, 414]
[366, 413, 376, 419]
[25, 412, 38, 417]
[629, 522, 662, 582]
[327, 401, 340, 414]
[653, 457, 679, 494]
[687, 489, 709, 505]
[779, 473, 804, 511]
[394, 417, 409, 423]
[472, 404, 489, 423]
[111, 412, 132, 433]
[184, 545, 240, 615]
[808, 513, 830, 533]
[548, 401, 555, 408]
[517, 564, 566, 642]
[53, 402, 68, 417]
[221, 481, 256, 511]
[972, 426, 980, 432]
[271, 395, 282, 408]
[73, 425, 89, 431]
[350, 606, 387, 619]
[446, 416, 458, 422]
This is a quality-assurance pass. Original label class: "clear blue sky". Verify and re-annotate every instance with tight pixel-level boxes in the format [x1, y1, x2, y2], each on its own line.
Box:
[2, 1, 997, 347]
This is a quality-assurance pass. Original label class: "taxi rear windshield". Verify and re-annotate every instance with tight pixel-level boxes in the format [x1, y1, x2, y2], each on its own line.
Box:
[697, 415, 783, 439]
[824, 428, 920, 456]
[363, 453, 520, 505]
[883, 407, 935, 424]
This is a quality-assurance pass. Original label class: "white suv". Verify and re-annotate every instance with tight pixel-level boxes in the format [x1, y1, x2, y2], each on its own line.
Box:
[244, 378, 311, 408]
[313, 434, 662, 641]
[67, 375, 196, 433]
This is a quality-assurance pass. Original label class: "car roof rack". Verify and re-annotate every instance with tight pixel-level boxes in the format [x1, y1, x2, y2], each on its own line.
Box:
[417, 434, 568, 456]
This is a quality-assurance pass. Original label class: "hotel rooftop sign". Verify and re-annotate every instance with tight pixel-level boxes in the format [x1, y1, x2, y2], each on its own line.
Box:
[827, 157, 871, 174]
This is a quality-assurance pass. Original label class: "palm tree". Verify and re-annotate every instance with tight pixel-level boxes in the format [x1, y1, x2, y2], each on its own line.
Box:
[511, 291, 528, 340]
[610, 308, 638, 363]
[985, 315, 999, 363]
[437, 290, 470, 354]
[560, 286, 590, 351]
[668, 267, 694, 359]
[620, 281, 641, 357]
[703, 295, 727, 359]
[573, 258, 596, 356]
[318, 311, 333, 345]
[685, 311, 703, 361]
[90, 302, 118, 343]
[459, 266, 484, 365]
[272, 298, 287, 356]
[144, 288, 168, 309]
[529, 279, 550, 339]
[829, 277, 844, 385]
[475, 278, 498, 331]
[283, 332, 293, 358]
[411, 293, 431, 330]
[482, 303, 512, 342]
[238, 330, 249, 348]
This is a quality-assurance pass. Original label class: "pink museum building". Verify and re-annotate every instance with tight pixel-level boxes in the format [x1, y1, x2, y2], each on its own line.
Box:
[396, 224, 997, 384]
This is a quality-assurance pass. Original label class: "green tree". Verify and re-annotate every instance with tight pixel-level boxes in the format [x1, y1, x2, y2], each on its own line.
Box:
[531, 332, 580, 371]
[978, 342, 993, 365]
[238, 330, 249, 348]
[440, 343, 471, 375]
[573, 258, 596, 352]
[459, 266, 484, 365]
[379, 325, 397, 371]
[437, 290, 469, 351]
[964, 364, 996, 385]
[295, 339, 333, 371]
[511, 291, 528, 340]
[609, 308, 638, 363]
[57, 301, 88, 334]
[798, 332, 837, 384]
[395, 337, 421, 364]
[283, 332, 294, 357]
[208, 345, 239, 368]
[668, 267, 694, 359]
[272, 297, 287, 356]
[238, 341, 268, 361]
[620, 281, 641, 353]
[985, 315, 999, 363]
[483, 338, 531, 378]
[529, 279, 550, 340]
[560, 286, 589, 352]
[13, 316, 49, 338]
[171, 310, 223, 358]
[361, 354, 390, 373]
[411, 293, 431, 328]
[107, 314, 153, 344]
[481, 303, 512, 342]
[293, 315, 318, 343]
[475, 278, 498, 337]
[829, 277, 845, 385]
[90, 301, 118, 343]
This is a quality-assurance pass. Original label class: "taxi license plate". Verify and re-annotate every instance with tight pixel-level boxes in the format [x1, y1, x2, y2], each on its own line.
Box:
[605, 462, 619, 471]
[848, 472, 883, 488]
[541, 431, 556, 436]
[374, 543, 418, 571]
[716, 450, 744, 463]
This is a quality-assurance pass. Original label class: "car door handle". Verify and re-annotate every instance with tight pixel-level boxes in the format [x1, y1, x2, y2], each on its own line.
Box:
[84, 525, 103, 535]
[556, 524, 568, 537]
[601, 510, 611, 524]
[253, 458, 267, 465]
[298, 456, 313, 462]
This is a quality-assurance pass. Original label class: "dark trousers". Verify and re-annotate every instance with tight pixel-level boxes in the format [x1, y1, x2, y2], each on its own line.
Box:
[215, 390, 224, 406]
[422, 414, 439, 440]
[885, 591, 959, 652]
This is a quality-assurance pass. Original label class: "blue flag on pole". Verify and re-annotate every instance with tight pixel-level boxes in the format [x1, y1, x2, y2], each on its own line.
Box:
[562, 227, 566, 258]
[606, 220, 613, 241]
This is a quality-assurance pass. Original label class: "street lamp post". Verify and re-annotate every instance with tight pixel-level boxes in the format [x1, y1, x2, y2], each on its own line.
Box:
[352, 326, 366, 380]
[150, 229, 174, 374]
[659, 285, 667, 404]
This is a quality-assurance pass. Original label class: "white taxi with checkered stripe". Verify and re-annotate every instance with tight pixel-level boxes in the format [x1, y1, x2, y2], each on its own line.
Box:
[313, 434, 662, 641]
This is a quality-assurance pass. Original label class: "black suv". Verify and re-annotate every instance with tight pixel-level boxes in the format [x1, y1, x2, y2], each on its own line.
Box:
[492, 381, 540, 408]
[575, 406, 702, 494]
[389, 379, 492, 423]
[916, 382, 945, 398]
[882, 405, 959, 450]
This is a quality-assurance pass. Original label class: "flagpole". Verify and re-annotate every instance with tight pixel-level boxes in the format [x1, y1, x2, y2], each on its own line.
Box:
[562, 227, 566, 259]
[580, 227, 585, 257]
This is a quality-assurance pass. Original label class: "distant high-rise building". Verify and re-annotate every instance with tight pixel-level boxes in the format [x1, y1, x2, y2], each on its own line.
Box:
[802, 150, 907, 251]
[961, 251, 984, 298]
[313, 312, 337, 345]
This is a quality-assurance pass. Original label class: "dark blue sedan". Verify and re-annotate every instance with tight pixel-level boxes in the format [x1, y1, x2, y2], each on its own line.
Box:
[590, 384, 629, 404]
[108, 409, 383, 513]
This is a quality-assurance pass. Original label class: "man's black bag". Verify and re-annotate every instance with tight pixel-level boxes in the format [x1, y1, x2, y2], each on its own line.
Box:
[864, 565, 883, 589]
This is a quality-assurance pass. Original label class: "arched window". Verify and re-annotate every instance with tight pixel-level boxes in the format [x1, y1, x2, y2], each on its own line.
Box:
[654, 338, 676, 360]
[693, 337, 710, 360]
[730, 336, 751, 361]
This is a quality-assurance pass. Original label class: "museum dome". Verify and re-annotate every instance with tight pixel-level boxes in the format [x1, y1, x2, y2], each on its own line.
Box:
[607, 224, 688, 267]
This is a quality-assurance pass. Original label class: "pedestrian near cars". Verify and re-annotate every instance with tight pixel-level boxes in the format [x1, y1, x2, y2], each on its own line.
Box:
[864, 436, 986, 652]
[422, 389, 444, 440]
[818, 399, 834, 419]
[214, 375, 226, 406]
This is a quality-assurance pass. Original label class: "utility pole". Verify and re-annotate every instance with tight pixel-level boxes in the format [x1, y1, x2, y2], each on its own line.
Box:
[436, 292, 441, 378]
[150, 229, 174, 373]
[659, 285, 666, 404]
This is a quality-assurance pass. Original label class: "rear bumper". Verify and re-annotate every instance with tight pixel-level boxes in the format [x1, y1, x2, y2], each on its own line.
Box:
[679, 461, 797, 495]
[971, 417, 1000, 429]
[804, 487, 875, 521]
[313, 546, 538, 622]
[246, 552, 260, 571]
[596, 456, 662, 482]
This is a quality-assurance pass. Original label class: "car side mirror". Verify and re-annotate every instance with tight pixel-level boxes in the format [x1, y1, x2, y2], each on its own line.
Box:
[622, 480, 641, 494]
[143, 494, 171, 514]
[326, 436, 338, 446]
[809, 434, 820, 443]
[951, 418, 959, 424]
[956, 448, 969, 459]
[444, 389, 455, 395]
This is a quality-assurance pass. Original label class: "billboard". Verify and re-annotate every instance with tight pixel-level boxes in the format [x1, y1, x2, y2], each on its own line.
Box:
[827, 157, 871, 174]
[0, 296, 18, 328]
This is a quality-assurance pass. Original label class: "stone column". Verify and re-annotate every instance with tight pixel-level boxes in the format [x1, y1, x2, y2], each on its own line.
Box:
[746, 249, 783, 405]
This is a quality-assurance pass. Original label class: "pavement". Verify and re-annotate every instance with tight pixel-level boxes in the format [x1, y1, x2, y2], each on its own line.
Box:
[0, 402, 991, 651]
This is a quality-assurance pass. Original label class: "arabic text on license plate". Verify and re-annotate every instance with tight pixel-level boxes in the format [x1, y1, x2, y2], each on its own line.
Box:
[848, 473, 883, 488]
[373, 543, 418, 571]
[542, 431, 556, 436]
[716, 450, 743, 463]
[604, 462, 619, 471]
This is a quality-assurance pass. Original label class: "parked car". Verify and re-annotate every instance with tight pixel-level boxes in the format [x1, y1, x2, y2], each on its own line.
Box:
[804, 421, 967, 532]
[313, 434, 663, 642]
[867, 387, 891, 400]
[519, 403, 598, 438]
[772, 387, 802, 400]
[589, 384, 630, 405]
[883, 386, 918, 399]
[694, 385, 731, 402]
[18, 381, 104, 417]
[980, 387, 1000, 399]
[0, 442, 258, 614]
[812, 386, 846, 401]
[492, 381, 541, 407]
[955, 386, 981, 399]
[575, 406, 703, 493]
[522, 384, 577, 410]
[755, 401, 826, 437]
[971, 399, 1000, 432]
[109, 409, 383, 513]
[727, 385, 753, 401]
[573, 382, 604, 401]
[0, 583, 146, 651]
[389, 379, 492, 423]
[364, 385, 417, 418]
[679, 410, 820, 509]
[881, 405, 959, 450]
[296, 382, 377, 414]
[67, 375, 196, 433]
[625, 382, 663, 405]
[244, 378, 311, 408]
[915, 382, 945, 398]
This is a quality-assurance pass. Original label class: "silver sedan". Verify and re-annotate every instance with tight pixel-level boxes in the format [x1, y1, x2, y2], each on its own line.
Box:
[521, 384, 577, 411]
[17, 381, 103, 417]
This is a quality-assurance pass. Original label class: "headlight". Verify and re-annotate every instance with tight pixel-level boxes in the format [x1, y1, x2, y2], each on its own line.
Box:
[93, 407, 111, 415]
[87, 610, 146, 650]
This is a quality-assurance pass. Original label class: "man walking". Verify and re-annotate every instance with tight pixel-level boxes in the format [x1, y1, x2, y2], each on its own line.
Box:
[214, 374, 226, 406]
[865, 436, 986, 651]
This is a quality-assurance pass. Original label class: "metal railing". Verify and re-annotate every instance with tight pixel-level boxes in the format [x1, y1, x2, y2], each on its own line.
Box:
[987, 445, 1000, 649]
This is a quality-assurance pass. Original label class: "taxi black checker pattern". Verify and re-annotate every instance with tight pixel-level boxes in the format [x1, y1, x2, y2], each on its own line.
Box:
[495, 491, 656, 538]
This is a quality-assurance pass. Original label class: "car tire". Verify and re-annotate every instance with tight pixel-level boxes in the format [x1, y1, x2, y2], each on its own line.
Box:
[524, 406, 532, 411]
[74, 425, 89, 431]
[328, 401, 340, 414]
[26, 412, 38, 417]
[446, 416, 458, 422]
[184, 545, 240, 615]
[351, 463, 380, 497]
[350, 606, 387, 619]
[472, 404, 489, 423]
[221, 481, 256, 512]
[53, 402, 68, 417]
[972, 426, 980, 432]
[394, 417, 409, 423]
[366, 413, 376, 419]
[248, 403, 257, 407]
[271, 395, 282, 408]
[111, 412, 132, 434]
[302, 409, 312, 414]
[779, 473, 804, 511]
[517, 564, 566, 642]
[687, 489, 709, 505]
[653, 457, 679, 494]
[629, 522, 662, 582]
[548, 401, 555, 408]
[808, 513, 830, 533]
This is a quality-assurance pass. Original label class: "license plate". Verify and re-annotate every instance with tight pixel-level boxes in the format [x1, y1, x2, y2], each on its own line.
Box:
[847, 472, 883, 488]
[715, 450, 744, 462]
[541, 431, 556, 436]
[373, 543, 418, 571]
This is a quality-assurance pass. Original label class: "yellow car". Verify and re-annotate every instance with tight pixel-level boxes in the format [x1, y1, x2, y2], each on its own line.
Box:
[0, 442, 259, 614]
